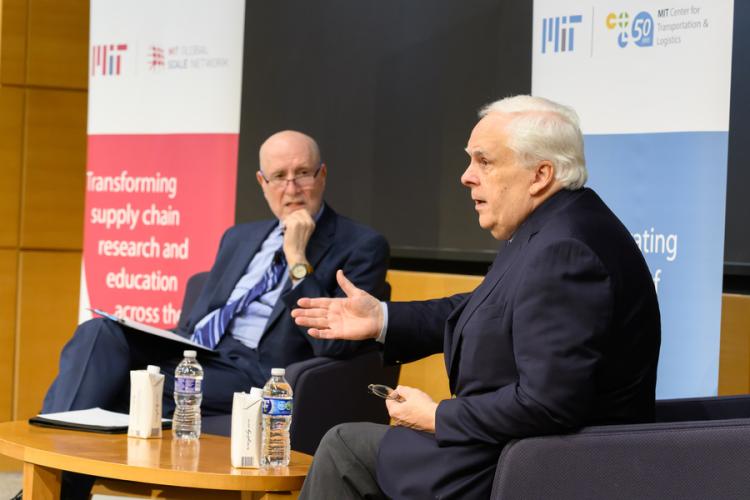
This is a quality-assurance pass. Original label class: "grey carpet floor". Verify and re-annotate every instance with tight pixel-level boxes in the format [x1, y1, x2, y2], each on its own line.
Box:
[0, 472, 21, 499]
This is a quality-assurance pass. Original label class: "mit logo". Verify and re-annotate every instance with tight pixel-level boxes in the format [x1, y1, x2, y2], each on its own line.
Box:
[91, 44, 128, 76]
[541, 15, 583, 53]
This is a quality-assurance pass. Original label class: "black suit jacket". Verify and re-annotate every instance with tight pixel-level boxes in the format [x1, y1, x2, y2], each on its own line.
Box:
[377, 188, 661, 499]
[177, 204, 390, 374]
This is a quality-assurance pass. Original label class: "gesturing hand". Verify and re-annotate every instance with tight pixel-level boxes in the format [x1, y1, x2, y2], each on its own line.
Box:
[292, 270, 383, 340]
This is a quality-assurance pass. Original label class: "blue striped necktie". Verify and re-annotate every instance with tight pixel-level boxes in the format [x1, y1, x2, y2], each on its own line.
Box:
[190, 249, 286, 349]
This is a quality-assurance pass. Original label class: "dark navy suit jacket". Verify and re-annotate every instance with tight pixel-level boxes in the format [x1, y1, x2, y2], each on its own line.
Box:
[377, 188, 660, 499]
[177, 204, 390, 376]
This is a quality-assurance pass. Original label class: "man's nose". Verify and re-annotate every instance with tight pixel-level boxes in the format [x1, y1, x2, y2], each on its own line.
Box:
[283, 178, 302, 193]
[461, 165, 478, 187]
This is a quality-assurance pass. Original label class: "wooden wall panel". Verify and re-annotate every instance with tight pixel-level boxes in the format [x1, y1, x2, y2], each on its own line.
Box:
[718, 294, 750, 395]
[0, 86, 24, 247]
[0, 250, 18, 422]
[15, 250, 81, 419]
[21, 88, 86, 250]
[0, 249, 19, 471]
[0, 0, 28, 85]
[26, 0, 88, 89]
[388, 271, 484, 301]
[386, 270, 483, 402]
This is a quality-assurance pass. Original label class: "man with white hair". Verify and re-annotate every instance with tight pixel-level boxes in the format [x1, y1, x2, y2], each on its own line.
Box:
[293, 96, 661, 499]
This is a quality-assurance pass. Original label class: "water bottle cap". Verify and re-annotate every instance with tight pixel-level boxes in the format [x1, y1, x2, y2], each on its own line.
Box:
[271, 368, 285, 376]
[183, 350, 197, 358]
[146, 365, 161, 374]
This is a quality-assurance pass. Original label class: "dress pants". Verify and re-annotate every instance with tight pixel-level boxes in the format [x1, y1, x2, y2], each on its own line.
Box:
[43, 317, 268, 415]
[299, 422, 389, 500]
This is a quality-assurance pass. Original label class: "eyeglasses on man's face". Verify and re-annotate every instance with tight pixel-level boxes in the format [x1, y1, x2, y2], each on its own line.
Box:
[259, 163, 323, 189]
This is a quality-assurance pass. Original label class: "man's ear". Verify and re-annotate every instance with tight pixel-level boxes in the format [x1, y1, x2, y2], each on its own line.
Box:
[256, 170, 265, 188]
[529, 160, 555, 195]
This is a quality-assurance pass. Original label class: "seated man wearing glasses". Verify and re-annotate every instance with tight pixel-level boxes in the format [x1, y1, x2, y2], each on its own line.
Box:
[43, 130, 390, 420]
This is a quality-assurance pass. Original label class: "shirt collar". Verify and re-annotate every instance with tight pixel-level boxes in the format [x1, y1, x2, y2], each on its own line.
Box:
[312, 202, 325, 222]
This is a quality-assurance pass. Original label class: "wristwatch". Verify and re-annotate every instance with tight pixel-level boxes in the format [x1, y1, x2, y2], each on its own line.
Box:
[290, 263, 313, 280]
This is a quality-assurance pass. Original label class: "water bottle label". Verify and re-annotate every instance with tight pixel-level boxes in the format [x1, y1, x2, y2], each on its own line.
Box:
[262, 397, 292, 416]
[175, 376, 201, 394]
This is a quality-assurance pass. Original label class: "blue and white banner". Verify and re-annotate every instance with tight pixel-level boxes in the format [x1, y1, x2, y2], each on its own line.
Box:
[533, 1, 734, 397]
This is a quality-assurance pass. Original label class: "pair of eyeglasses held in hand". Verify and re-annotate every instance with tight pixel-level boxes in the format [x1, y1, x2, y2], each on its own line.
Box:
[368, 384, 405, 402]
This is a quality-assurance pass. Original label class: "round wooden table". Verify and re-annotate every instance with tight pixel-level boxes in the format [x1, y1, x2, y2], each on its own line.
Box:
[0, 420, 311, 499]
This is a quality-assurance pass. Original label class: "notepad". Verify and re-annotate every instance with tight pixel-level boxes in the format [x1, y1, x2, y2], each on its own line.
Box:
[90, 308, 213, 351]
[29, 407, 171, 434]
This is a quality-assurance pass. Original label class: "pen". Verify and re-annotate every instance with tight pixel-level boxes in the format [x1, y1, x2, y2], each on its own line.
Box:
[88, 308, 120, 322]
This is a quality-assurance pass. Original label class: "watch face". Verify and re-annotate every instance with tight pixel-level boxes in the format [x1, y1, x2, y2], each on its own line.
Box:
[291, 264, 308, 279]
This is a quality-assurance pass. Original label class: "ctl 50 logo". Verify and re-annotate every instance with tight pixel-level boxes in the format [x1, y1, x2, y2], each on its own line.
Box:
[606, 11, 654, 48]
[541, 15, 583, 53]
[91, 44, 128, 76]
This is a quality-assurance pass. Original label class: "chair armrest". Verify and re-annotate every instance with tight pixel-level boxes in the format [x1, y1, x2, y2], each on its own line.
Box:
[656, 394, 750, 422]
[284, 356, 337, 388]
[287, 348, 400, 455]
[491, 418, 750, 500]
[202, 347, 400, 454]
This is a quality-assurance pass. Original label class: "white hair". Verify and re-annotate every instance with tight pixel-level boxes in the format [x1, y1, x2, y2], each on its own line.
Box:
[479, 95, 587, 189]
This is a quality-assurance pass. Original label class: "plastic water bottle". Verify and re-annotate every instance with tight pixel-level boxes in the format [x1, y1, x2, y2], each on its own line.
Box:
[262, 368, 293, 467]
[173, 350, 203, 440]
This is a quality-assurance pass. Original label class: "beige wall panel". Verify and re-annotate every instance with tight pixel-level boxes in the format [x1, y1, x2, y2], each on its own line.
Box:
[387, 271, 483, 302]
[0, 250, 18, 422]
[398, 355, 452, 402]
[0, 0, 28, 85]
[26, 0, 88, 89]
[386, 271, 483, 402]
[21, 89, 86, 249]
[15, 250, 80, 419]
[0, 86, 24, 247]
[718, 294, 750, 395]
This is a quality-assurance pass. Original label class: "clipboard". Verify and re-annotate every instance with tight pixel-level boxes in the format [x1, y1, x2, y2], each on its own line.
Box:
[90, 308, 213, 351]
[29, 407, 171, 434]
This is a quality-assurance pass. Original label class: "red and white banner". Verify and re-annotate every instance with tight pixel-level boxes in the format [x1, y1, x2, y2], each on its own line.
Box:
[81, 0, 245, 327]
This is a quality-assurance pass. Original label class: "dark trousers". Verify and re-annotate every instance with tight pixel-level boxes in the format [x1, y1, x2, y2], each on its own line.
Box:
[43, 317, 268, 416]
[300, 422, 390, 500]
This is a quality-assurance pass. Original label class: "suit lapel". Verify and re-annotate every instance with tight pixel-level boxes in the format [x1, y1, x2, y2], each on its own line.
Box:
[185, 219, 277, 333]
[261, 205, 337, 336]
[218, 220, 277, 301]
[445, 188, 582, 384]
[442, 295, 471, 375]
[446, 240, 519, 378]
[300, 205, 336, 270]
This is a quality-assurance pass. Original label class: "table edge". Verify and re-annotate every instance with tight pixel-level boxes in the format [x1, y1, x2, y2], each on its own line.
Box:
[0, 422, 311, 492]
